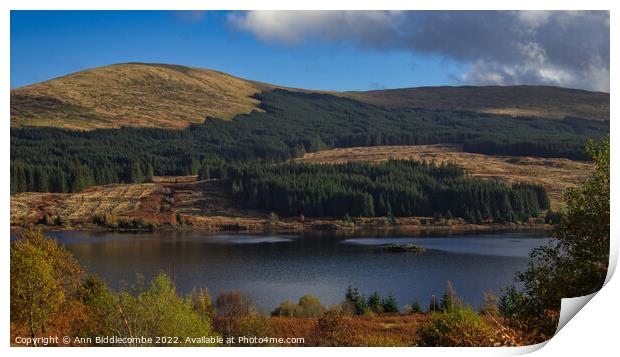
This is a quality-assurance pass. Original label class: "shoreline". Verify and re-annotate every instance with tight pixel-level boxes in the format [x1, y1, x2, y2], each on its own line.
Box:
[11, 218, 552, 236]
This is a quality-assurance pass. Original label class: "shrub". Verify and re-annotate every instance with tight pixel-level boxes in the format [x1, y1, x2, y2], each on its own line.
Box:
[37, 214, 51, 226]
[268, 212, 279, 226]
[90, 213, 119, 228]
[190, 287, 215, 320]
[110, 272, 216, 346]
[479, 290, 499, 316]
[79, 275, 118, 337]
[272, 295, 326, 318]
[233, 314, 275, 346]
[310, 311, 364, 346]
[117, 217, 156, 230]
[272, 300, 303, 317]
[10, 230, 83, 341]
[213, 289, 257, 338]
[417, 306, 495, 347]
[338, 300, 357, 316]
[298, 295, 326, 317]
[53, 215, 64, 227]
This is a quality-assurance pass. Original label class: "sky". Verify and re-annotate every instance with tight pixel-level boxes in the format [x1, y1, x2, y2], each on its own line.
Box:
[10, 10, 609, 92]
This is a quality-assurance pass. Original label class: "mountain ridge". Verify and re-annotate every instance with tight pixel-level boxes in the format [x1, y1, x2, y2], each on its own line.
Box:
[10, 62, 610, 130]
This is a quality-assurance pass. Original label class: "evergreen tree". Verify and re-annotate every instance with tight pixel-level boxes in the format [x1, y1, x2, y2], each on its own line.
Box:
[130, 162, 144, 183]
[367, 292, 383, 314]
[410, 300, 422, 313]
[381, 294, 399, 313]
[198, 162, 210, 181]
[345, 286, 367, 315]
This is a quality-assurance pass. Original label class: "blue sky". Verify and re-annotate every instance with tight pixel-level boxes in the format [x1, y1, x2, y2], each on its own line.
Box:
[10, 10, 609, 91]
[10, 11, 461, 90]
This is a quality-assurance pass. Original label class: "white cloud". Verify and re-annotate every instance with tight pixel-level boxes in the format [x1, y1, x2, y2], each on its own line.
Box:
[228, 10, 609, 92]
[516, 11, 553, 29]
[228, 11, 402, 46]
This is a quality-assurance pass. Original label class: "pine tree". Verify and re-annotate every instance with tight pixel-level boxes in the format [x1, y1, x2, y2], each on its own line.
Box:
[198, 162, 210, 181]
[130, 162, 144, 183]
[410, 300, 422, 313]
[345, 286, 367, 315]
[381, 294, 399, 313]
[145, 163, 155, 182]
[367, 292, 383, 313]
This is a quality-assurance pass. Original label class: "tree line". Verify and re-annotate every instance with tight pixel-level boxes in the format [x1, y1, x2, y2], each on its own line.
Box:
[228, 160, 549, 223]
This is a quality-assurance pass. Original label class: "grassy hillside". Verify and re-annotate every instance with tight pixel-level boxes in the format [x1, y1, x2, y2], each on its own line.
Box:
[10, 63, 609, 130]
[10, 63, 268, 130]
[342, 86, 609, 121]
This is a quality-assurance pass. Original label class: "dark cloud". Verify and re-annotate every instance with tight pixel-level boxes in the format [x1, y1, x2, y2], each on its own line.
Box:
[229, 11, 609, 91]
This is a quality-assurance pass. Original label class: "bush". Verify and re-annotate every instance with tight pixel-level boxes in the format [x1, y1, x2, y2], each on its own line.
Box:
[310, 311, 364, 346]
[272, 300, 303, 317]
[110, 272, 216, 346]
[79, 272, 216, 346]
[79, 275, 118, 337]
[90, 213, 119, 228]
[233, 314, 274, 345]
[10, 230, 83, 341]
[298, 295, 326, 317]
[418, 306, 495, 346]
[190, 287, 215, 320]
[213, 289, 257, 339]
[272, 295, 326, 318]
[117, 217, 156, 230]
[479, 290, 500, 316]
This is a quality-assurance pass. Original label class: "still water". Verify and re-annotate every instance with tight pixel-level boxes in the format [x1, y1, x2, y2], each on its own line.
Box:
[48, 230, 549, 312]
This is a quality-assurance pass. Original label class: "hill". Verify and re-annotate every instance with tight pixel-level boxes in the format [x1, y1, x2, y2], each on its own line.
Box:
[10, 63, 609, 130]
[342, 85, 609, 121]
[10, 63, 271, 130]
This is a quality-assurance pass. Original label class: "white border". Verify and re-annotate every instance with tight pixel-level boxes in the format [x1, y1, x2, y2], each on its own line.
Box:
[2, 1, 617, 356]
